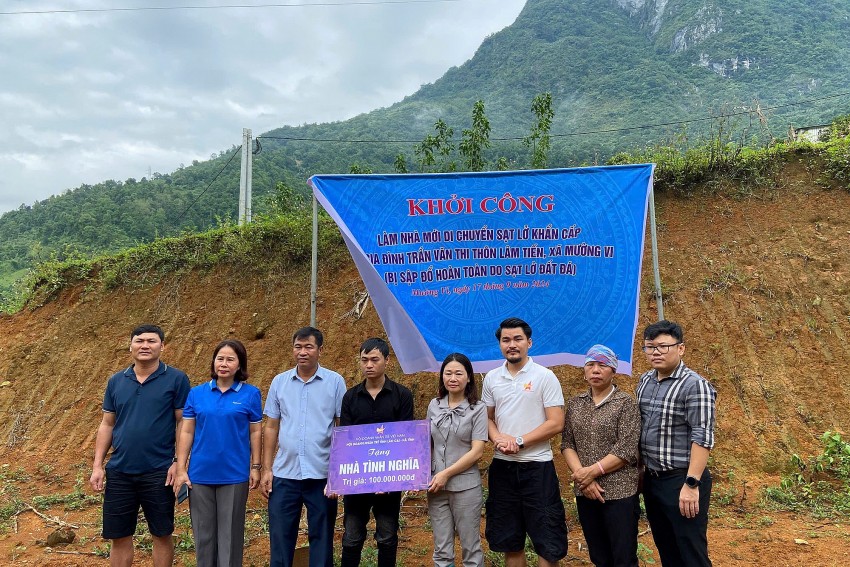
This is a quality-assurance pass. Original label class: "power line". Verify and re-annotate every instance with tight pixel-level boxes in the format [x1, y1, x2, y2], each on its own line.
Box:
[257, 90, 850, 144]
[0, 0, 464, 16]
[172, 146, 241, 227]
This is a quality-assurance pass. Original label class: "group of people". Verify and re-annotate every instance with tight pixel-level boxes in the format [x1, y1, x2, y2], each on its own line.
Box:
[89, 317, 716, 567]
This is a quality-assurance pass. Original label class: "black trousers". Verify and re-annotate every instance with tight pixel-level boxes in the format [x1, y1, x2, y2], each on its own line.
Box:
[643, 468, 712, 567]
[575, 493, 639, 567]
[340, 492, 402, 567]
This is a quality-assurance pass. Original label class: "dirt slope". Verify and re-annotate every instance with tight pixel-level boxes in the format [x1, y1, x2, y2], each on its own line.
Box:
[1, 158, 849, 565]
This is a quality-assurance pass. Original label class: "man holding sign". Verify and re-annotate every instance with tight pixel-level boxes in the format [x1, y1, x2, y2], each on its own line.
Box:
[261, 327, 346, 567]
[339, 338, 414, 567]
[482, 317, 568, 567]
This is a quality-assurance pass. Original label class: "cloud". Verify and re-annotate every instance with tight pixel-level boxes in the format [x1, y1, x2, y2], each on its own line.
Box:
[0, 0, 526, 213]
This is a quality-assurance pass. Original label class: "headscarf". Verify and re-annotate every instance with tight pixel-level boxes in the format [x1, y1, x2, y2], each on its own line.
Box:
[584, 344, 618, 371]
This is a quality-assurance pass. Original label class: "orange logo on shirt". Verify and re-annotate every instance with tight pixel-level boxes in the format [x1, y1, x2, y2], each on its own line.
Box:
[376, 425, 385, 434]
[523, 382, 533, 391]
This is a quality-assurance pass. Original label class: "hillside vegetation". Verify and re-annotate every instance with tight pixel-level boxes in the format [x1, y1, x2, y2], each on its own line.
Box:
[2, 134, 850, 564]
[2, 0, 849, 297]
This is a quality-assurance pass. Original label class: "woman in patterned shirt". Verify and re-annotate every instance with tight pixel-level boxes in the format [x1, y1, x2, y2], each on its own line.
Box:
[561, 344, 641, 567]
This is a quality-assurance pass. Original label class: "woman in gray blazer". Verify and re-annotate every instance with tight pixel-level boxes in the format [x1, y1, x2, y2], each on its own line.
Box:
[427, 352, 488, 567]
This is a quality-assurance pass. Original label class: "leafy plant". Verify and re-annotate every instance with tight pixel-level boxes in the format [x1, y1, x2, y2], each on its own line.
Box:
[524, 93, 554, 169]
[637, 542, 656, 565]
[763, 431, 850, 518]
[459, 100, 492, 172]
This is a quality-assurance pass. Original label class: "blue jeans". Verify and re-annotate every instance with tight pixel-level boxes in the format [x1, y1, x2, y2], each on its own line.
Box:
[268, 477, 337, 567]
[340, 492, 402, 567]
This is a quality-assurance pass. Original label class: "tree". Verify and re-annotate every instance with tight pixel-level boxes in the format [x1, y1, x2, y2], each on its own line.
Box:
[524, 92, 555, 169]
[393, 154, 409, 174]
[349, 163, 373, 174]
[266, 181, 307, 215]
[414, 119, 456, 173]
[459, 100, 492, 171]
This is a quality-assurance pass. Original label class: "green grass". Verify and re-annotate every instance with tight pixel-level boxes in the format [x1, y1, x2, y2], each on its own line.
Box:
[31, 474, 100, 511]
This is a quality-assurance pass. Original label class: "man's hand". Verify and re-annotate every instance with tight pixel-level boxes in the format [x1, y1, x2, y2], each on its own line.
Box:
[581, 481, 606, 503]
[324, 483, 339, 500]
[165, 462, 178, 486]
[492, 433, 519, 455]
[679, 484, 699, 518]
[249, 468, 260, 490]
[261, 471, 274, 499]
[89, 466, 105, 492]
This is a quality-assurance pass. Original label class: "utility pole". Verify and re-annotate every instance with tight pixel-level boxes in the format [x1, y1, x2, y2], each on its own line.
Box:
[238, 128, 253, 225]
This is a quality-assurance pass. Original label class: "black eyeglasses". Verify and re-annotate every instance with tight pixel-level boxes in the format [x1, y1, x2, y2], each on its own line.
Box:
[641, 343, 682, 354]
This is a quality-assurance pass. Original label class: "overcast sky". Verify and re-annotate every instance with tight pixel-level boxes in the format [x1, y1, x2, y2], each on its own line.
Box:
[0, 0, 526, 214]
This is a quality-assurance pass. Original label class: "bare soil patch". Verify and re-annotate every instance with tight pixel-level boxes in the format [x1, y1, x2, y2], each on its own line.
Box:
[1, 164, 849, 564]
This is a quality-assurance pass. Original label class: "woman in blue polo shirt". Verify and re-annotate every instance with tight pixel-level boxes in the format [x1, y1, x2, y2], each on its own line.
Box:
[174, 339, 262, 567]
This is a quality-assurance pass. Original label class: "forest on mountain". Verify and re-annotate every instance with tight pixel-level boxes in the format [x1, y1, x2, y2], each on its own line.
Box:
[1, 0, 848, 300]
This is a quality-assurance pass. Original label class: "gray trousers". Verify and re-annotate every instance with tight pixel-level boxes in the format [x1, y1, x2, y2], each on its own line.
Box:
[427, 485, 484, 567]
[189, 482, 250, 567]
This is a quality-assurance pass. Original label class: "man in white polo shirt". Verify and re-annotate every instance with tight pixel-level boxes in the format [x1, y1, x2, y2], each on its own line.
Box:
[482, 317, 568, 567]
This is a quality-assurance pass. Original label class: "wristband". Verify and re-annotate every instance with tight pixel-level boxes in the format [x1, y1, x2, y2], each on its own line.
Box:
[172, 457, 178, 463]
[251, 464, 262, 470]
[596, 462, 605, 475]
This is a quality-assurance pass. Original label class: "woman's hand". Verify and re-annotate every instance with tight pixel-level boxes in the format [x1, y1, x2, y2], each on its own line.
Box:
[172, 470, 191, 497]
[571, 465, 598, 490]
[428, 471, 450, 493]
[581, 481, 606, 503]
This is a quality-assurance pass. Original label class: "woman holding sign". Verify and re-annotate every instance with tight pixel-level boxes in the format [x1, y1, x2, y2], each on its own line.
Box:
[427, 353, 488, 567]
[561, 344, 641, 567]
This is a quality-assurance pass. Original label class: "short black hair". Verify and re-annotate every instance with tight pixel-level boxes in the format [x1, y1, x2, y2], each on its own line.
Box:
[292, 326, 324, 348]
[360, 337, 390, 358]
[643, 320, 684, 342]
[210, 339, 250, 382]
[495, 317, 532, 340]
[131, 324, 164, 341]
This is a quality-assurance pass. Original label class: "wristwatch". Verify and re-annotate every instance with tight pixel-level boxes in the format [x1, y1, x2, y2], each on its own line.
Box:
[685, 475, 702, 488]
[515, 436, 524, 449]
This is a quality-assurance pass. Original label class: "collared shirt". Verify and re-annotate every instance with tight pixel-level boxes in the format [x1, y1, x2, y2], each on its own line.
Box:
[339, 376, 414, 426]
[102, 361, 190, 474]
[183, 380, 263, 484]
[428, 397, 488, 492]
[263, 365, 346, 480]
[561, 387, 641, 499]
[636, 362, 717, 472]
[481, 357, 565, 462]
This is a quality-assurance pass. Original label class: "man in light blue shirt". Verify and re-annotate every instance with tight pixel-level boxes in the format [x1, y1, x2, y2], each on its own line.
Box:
[261, 327, 347, 567]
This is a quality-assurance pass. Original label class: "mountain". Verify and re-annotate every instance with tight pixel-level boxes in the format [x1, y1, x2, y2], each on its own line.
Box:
[1, 0, 849, 297]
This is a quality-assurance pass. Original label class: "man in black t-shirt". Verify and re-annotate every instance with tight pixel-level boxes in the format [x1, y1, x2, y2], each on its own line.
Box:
[338, 337, 414, 567]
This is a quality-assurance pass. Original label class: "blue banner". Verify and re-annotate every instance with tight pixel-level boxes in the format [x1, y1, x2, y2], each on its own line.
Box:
[309, 165, 654, 375]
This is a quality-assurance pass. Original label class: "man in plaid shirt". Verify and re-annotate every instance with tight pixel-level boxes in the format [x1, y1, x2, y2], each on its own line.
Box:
[636, 320, 716, 567]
